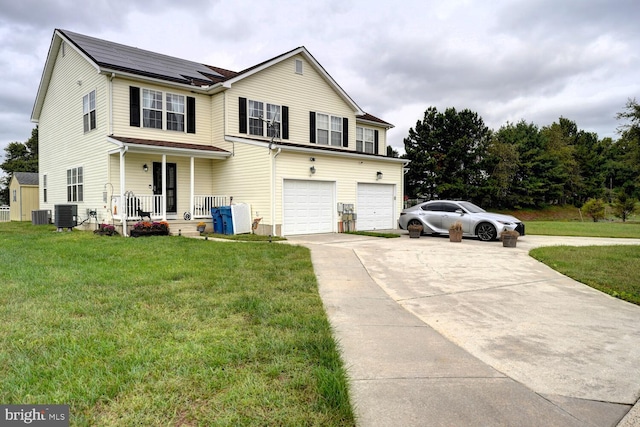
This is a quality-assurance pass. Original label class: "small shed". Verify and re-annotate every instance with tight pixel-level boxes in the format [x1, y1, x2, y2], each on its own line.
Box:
[9, 172, 39, 221]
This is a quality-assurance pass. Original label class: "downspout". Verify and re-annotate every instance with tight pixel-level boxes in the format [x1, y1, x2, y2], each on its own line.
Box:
[120, 146, 129, 236]
[271, 144, 281, 237]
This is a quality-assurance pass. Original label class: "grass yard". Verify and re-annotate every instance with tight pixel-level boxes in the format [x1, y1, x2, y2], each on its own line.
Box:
[0, 223, 354, 426]
[530, 245, 640, 305]
[526, 220, 640, 238]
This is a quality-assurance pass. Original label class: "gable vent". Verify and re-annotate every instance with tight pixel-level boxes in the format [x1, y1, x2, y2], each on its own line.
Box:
[295, 59, 303, 75]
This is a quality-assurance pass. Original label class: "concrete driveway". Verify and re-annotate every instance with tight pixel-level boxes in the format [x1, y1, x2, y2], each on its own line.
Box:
[287, 233, 640, 427]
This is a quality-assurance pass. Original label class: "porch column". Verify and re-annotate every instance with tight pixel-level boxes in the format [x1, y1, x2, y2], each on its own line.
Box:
[162, 154, 167, 221]
[190, 156, 194, 221]
[119, 147, 128, 237]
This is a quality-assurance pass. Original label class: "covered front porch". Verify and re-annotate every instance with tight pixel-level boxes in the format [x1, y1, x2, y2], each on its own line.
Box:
[107, 136, 232, 236]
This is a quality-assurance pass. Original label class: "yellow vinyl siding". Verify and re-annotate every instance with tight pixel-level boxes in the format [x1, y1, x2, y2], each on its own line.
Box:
[225, 54, 357, 148]
[211, 142, 271, 221]
[111, 79, 213, 145]
[272, 151, 403, 228]
[38, 42, 110, 220]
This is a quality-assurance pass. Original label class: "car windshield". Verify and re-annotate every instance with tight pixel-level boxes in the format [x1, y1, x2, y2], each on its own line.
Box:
[458, 201, 486, 213]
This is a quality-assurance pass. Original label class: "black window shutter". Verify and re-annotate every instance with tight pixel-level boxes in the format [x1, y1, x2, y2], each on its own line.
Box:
[239, 97, 247, 134]
[342, 118, 349, 147]
[309, 112, 316, 143]
[374, 130, 379, 155]
[281, 106, 289, 139]
[187, 96, 196, 134]
[129, 86, 140, 127]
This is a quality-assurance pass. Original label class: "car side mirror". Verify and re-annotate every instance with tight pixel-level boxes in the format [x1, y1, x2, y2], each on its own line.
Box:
[455, 209, 464, 214]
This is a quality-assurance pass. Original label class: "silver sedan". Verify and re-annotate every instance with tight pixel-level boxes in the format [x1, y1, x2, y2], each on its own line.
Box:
[398, 200, 525, 241]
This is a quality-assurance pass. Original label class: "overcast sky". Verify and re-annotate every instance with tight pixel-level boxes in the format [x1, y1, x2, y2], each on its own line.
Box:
[1, 0, 639, 163]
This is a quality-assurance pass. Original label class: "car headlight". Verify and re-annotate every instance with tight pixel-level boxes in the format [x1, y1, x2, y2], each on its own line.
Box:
[497, 221, 513, 225]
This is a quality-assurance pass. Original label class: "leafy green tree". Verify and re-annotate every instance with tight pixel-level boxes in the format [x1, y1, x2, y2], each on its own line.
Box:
[403, 107, 491, 201]
[386, 145, 399, 158]
[0, 127, 38, 204]
[582, 198, 606, 222]
[489, 120, 553, 208]
[614, 99, 640, 197]
[612, 190, 638, 222]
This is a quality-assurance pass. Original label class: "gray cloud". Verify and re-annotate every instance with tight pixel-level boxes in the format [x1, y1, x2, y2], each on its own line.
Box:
[0, 0, 638, 162]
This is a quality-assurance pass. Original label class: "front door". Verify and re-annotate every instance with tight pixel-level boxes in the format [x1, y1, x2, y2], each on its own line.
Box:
[153, 162, 177, 215]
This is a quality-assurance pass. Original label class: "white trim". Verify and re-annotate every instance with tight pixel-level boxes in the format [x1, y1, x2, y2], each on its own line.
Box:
[225, 135, 408, 163]
[107, 137, 231, 159]
[223, 47, 364, 115]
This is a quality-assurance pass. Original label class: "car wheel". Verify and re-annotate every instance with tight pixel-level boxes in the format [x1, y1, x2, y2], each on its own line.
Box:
[476, 222, 496, 241]
[407, 219, 423, 234]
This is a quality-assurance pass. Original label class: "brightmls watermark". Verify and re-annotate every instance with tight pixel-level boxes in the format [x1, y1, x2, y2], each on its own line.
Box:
[1, 405, 68, 426]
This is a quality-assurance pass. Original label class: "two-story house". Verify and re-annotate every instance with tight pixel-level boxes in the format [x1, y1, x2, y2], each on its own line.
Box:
[32, 29, 407, 236]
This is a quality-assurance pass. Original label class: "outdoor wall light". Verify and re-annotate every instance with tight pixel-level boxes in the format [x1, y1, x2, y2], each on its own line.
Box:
[310, 165, 316, 175]
[376, 171, 383, 180]
[143, 164, 148, 172]
[310, 157, 315, 162]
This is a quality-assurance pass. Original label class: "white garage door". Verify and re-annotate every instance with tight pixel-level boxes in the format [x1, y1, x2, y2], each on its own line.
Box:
[283, 180, 334, 235]
[357, 183, 395, 230]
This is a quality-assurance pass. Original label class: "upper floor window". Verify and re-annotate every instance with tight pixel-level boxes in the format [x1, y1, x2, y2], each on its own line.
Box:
[239, 97, 288, 139]
[356, 127, 375, 153]
[309, 112, 348, 147]
[67, 167, 83, 202]
[316, 113, 342, 146]
[142, 89, 163, 129]
[166, 93, 185, 131]
[356, 126, 379, 154]
[130, 86, 196, 133]
[83, 90, 96, 132]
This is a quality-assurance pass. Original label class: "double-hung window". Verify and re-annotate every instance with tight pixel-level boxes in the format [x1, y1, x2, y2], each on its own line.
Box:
[166, 93, 185, 131]
[266, 104, 281, 138]
[248, 100, 281, 138]
[142, 89, 163, 129]
[356, 127, 375, 153]
[248, 100, 264, 136]
[316, 113, 343, 146]
[83, 90, 96, 132]
[130, 86, 196, 133]
[67, 167, 83, 202]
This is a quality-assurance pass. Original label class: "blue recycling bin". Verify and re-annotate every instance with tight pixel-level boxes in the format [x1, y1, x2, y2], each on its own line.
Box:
[219, 206, 234, 235]
[211, 208, 223, 234]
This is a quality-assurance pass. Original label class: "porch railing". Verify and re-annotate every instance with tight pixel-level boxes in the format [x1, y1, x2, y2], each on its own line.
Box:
[192, 195, 229, 218]
[0, 205, 9, 222]
[112, 194, 163, 221]
[111, 194, 229, 220]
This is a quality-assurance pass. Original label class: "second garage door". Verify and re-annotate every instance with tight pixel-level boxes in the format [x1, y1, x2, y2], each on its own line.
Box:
[283, 180, 334, 235]
[357, 183, 395, 230]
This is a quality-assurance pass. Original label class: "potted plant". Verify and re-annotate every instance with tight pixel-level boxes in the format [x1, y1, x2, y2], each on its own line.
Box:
[407, 222, 423, 238]
[449, 221, 463, 242]
[500, 229, 519, 247]
[196, 222, 206, 233]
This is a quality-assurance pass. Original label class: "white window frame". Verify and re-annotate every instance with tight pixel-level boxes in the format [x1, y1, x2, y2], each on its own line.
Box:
[356, 127, 375, 153]
[67, 166, 83, 202]
[248, 99, 281, 138]
[317, 113, 342, 146]
[83, 90, 96, 133]
[166, 93, 185, 131]
[142, 89, 163, 129]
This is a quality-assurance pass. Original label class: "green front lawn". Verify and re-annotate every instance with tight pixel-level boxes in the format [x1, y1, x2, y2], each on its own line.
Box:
[530, 245, 640, 305]
[0, 223, 354, 426]
[526, 221, 640, 238]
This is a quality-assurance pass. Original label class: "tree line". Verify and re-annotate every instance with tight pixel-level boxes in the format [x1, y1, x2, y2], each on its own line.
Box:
[402, 99, 640, 213]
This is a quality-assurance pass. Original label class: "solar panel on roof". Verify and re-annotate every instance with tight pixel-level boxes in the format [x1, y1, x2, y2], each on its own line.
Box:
[61, 29, 223, 85]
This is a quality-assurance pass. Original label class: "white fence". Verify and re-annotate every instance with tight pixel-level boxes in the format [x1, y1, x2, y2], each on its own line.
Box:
[0, 205, 9, 222]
